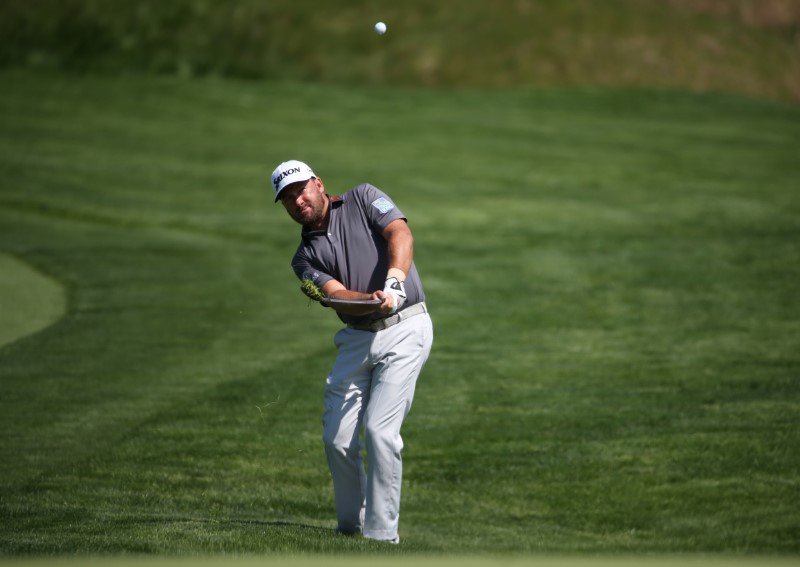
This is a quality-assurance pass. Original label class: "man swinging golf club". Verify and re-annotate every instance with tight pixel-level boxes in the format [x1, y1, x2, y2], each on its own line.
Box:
[271, 159, 434, 543]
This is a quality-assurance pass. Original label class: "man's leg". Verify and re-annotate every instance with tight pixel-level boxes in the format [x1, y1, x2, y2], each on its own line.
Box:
[322, 327, 373, 534]
[362, 314, 433, 541]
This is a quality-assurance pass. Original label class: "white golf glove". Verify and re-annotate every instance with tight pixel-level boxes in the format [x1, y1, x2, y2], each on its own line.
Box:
[383, 277, 407, 314]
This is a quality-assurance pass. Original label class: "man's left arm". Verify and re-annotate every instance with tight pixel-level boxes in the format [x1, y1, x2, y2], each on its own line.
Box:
[383, 218, 413, 277]
[382, 219, 413, 312]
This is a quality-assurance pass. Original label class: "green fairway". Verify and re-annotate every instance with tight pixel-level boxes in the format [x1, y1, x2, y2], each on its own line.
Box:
[0, 69, 799, 557]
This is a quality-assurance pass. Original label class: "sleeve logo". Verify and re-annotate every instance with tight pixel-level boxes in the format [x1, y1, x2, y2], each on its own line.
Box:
[302, 270, 321, 283]
[371, 197, 395, 214]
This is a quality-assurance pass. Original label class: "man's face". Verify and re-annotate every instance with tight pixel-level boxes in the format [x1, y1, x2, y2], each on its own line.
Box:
[279, 177, 327, 227]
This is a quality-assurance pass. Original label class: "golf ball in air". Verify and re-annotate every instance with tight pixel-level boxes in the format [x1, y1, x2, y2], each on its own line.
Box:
[374, 21, 387, 35]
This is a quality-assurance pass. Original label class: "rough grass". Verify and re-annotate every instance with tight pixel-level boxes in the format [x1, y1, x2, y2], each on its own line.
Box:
[0, 0, 798, 102]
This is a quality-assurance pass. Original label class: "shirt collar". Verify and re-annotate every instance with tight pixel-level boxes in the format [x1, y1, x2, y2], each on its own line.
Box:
[300, 195, 344, 241]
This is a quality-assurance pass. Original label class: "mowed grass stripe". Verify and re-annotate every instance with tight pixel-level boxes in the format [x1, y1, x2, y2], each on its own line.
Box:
[0, 71, 798, 554]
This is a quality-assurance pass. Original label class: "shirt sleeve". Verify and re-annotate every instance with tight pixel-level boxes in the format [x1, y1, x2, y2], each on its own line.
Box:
[353, 183, 407, 233]
[291, 248, 334, 289]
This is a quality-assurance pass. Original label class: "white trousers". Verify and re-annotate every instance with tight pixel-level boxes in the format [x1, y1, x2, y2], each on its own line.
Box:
[322, 311, 433, 541]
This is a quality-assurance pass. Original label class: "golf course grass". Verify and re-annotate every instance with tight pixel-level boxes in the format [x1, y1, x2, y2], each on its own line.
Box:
[1, 68, 798, 562]
[0, 252, 66, 348]
[1, 557, 800, 567]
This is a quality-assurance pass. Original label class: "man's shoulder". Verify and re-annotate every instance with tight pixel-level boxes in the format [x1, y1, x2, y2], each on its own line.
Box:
[331, 183, 378, 210]
[334, 183, 373, 198]
[291, 240, 308, 262]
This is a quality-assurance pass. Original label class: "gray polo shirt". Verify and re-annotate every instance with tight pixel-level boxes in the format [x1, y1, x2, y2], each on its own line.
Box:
[291, 183, 425, 326]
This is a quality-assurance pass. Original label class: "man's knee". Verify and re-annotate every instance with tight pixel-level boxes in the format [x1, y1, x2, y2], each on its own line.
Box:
[364, 422, 402, 454]
[323, 427, 359, 458]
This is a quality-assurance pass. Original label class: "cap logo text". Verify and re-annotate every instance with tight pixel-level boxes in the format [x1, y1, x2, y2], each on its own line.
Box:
[274, 167, 301, 187]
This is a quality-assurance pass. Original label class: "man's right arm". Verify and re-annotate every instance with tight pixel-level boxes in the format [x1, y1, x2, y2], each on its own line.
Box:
[321, 279, 395, 316]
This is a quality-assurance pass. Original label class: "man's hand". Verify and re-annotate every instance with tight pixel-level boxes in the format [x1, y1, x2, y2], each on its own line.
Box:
[383, 276, 407, 314]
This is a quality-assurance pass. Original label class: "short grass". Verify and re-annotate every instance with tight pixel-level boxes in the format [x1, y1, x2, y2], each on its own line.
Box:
[0, 252, 65, 348]
[0, 70, 799, 558]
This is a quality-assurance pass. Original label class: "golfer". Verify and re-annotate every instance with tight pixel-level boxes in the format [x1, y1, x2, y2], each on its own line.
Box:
[271, 160, 434, 544]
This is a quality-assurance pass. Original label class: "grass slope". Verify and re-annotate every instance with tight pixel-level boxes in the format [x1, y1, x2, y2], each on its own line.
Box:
[0, 70, 799, 556]
[0, 0, 798, 103]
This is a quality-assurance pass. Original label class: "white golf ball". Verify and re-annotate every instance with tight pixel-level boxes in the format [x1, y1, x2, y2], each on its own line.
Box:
[374, 21, 387, 35]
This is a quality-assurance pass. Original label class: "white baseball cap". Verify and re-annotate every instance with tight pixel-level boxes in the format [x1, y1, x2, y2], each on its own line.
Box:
[271, 160, 316, 202]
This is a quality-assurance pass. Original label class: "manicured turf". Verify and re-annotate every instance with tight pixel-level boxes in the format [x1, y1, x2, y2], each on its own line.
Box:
[0, 252, 65, 348]
[0, 70, 798, 558]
